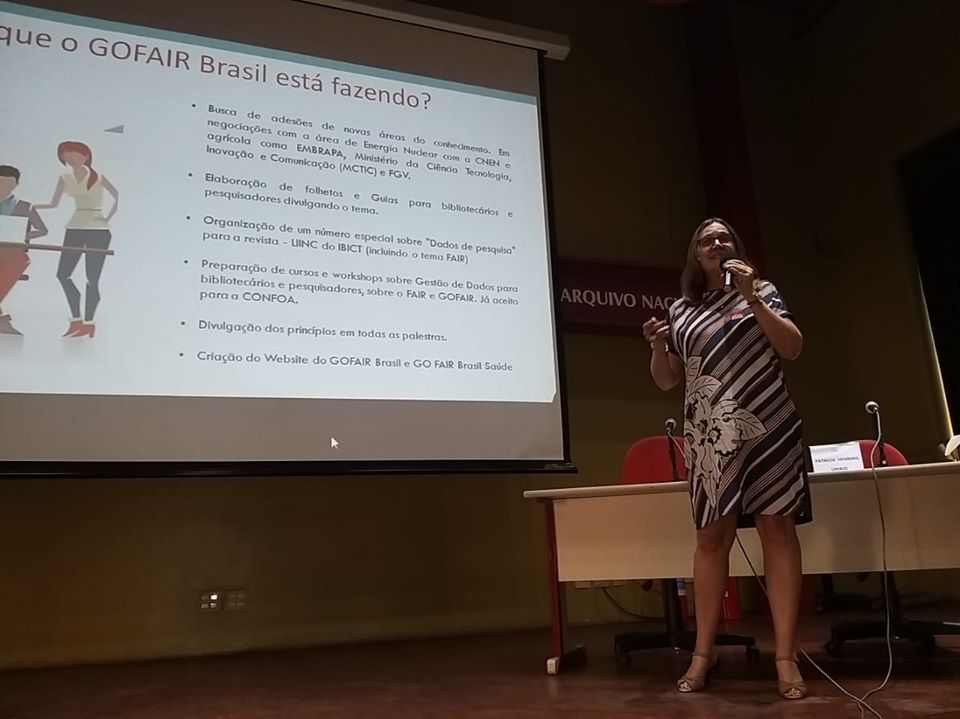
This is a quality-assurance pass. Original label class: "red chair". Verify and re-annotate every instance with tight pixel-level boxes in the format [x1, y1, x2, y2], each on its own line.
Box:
[824, 440, 959, 656]
[612, 435, 758, 667]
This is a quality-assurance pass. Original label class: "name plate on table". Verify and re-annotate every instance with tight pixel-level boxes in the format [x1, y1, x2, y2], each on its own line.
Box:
[809, 442, 865, 472]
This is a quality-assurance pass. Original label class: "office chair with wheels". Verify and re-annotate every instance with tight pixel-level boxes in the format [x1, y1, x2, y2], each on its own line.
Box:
[612, 435, 758, 667]
[824, 439, 960, 657]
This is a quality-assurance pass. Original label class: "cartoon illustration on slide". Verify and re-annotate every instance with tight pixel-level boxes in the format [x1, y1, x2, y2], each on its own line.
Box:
[35, 141, 119, 338]
[0, 165, 48, 336]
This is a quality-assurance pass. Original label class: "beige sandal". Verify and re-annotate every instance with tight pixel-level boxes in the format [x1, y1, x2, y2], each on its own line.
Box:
[775, 655, 808, 700]
[677, 651, 718, 693]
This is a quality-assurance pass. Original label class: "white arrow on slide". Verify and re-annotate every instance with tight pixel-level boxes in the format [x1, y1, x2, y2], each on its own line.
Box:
[331, 437, 339, 449]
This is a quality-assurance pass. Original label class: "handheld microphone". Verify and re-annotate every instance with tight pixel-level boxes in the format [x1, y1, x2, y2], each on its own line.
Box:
[719, 251, 739, 293]
[864, 400, 888, 467]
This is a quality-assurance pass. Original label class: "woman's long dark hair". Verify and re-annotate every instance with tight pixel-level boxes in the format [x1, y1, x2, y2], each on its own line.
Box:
[680, 217, 756, 303]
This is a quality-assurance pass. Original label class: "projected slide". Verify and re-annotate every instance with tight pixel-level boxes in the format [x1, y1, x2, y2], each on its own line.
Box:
[0, 0, 566, 467]
[0, 2, 557, 404]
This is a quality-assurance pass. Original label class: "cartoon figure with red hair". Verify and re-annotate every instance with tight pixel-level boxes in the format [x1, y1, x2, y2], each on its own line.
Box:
[35, 141, 119, 338]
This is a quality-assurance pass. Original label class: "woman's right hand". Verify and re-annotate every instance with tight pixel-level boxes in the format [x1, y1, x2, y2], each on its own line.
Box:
[642, 316, 670, 351]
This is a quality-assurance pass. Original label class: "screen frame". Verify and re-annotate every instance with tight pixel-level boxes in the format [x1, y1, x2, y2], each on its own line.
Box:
[0, 49, 575, 479]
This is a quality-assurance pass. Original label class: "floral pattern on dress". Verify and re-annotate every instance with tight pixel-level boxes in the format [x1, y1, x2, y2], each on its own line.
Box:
[682, 357, 766, 508]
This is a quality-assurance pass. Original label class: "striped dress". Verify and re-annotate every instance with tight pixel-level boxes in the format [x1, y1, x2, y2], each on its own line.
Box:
[667, 281, 811, 530]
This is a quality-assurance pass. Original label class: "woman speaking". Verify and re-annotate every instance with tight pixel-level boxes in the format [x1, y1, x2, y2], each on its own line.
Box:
[643, 218, 810, 700]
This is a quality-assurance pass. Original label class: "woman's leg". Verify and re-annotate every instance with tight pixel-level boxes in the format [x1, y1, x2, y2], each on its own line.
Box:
[82, 231, 111, 322]
[680, 512, 738, 687]
[56, 232, 83, 320]
[755, 514, 804, 691]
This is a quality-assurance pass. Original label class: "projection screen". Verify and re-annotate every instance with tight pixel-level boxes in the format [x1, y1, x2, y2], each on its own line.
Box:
[0, 0, 572, 475]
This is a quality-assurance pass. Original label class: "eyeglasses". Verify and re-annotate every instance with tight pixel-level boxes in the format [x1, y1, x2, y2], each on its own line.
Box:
[697, 234, 732, 249]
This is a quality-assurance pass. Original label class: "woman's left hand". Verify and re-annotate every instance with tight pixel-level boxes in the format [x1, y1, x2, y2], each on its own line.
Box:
[724, 259, 758, 300]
